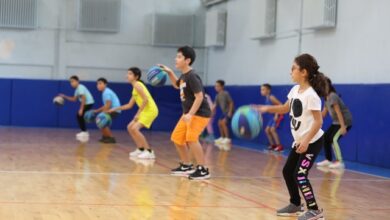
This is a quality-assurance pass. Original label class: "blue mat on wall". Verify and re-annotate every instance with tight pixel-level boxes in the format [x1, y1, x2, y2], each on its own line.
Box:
[1, 78, 389, 169]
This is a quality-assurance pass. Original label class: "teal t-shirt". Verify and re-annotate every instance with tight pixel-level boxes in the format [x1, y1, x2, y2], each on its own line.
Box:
[74, 84, 94, 105]
[102, 87, 121, 113]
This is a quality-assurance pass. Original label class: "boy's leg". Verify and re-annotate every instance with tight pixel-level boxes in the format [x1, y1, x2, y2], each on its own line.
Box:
[171, 117, 191, 164]
[187, 141, 205, 165]
[185, 116, 210, 165]
[270, 126, 281, 145]
[218, 119, 225, 138]
[265, 126, 274, 145]
[221, 118, 230, 139]
[175, 144, 191, 164]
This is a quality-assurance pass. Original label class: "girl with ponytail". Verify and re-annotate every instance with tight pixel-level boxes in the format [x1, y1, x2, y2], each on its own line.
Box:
[258, 54, 326, 219]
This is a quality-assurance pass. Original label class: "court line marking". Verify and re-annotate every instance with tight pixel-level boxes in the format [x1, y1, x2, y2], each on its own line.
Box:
[0, 200, 387, 211]
[235, 145, 390, 180]
[0, 200, 262, 209]
[0, 170, 387, 182]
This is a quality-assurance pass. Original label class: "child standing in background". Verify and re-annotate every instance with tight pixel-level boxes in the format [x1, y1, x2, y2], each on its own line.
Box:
[95, 78, 121, 144]
[317, 77, 353, 169]
[213, 80, 234, 145]
[59, 76, 95, 141]
[260, 83, 284, 152]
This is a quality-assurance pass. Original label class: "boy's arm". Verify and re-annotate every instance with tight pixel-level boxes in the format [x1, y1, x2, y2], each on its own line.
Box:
[159, 64, 179, 89]
[185, 92, 204, 120]
[228, 100, 234, 117]
[59, 94, 77, 102]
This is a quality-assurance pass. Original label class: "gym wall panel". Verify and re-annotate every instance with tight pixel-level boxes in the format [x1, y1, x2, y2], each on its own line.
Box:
[11, 79, 60, 127]
[2, 78, 390, 169]
[0, 79, 12, 125]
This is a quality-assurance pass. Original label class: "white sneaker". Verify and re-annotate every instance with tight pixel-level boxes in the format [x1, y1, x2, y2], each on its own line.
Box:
[329, 161, 345, 169]
[214, 137, 224, 144]
[317, 160, 331, 167]
[77, 135, 89, 143]
[221, 138, 231, 144]
[137, 150, 156, 159]
[76, 132, 89, 138]
[129, 149, 144, 157]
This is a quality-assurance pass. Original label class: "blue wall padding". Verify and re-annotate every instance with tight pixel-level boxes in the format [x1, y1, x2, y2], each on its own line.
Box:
[1, 78, 389, 169]
[0, 79, 12, 125]
[11, 79, 60, 127]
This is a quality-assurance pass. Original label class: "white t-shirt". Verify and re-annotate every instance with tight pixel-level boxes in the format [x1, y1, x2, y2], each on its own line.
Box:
[287, 85, 324, 144]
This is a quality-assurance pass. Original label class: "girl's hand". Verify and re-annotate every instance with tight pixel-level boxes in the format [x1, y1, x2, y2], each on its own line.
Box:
[340, 125, 347, 136]
[295, 140, 309, 154]
[257, 105, 270, 113]
[134, 113, 140, 122]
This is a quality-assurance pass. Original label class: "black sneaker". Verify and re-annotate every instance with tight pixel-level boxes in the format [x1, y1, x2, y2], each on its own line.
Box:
[99, 136, 108, 143]
[102, 137, 116, 144]
[171, 163, 195, 176]
[188, 165, 210, 180]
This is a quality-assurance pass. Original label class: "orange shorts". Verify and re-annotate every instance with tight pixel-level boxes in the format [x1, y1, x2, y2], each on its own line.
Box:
[171, 115, 210, 146]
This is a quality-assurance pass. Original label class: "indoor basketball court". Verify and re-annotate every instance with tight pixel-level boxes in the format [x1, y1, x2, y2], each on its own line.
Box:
[0, 0, 389, 219]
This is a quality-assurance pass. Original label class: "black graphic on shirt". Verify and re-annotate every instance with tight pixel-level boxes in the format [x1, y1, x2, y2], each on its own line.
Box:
[290, 98, 302, 131]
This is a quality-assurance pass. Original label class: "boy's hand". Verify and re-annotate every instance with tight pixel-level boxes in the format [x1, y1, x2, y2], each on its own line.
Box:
[78, 109, 83, 116]
[158, 64, 173, 74]
[58, 94, 65, 98]
[183, 113, 192, 123]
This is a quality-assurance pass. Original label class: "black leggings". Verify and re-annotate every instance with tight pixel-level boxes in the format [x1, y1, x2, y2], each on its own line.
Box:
[283, 136, 324, 210]
[324, 124, 352, 161]
[77, 104, 93, 132]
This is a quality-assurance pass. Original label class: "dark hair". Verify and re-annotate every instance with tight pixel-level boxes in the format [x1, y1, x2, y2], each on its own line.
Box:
[216, 80, 225, 87]
[128, 67, 143, 82]
[178, 46, 196, 65]
[262, 83, 272, 90]
[294, 53, 328, 97]
[326, 77, 336, 94]
[69, 75, 79, 81]
[97, 77, 108, 84]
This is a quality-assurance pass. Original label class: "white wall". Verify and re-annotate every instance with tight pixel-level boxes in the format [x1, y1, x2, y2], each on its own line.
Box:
[0, 0, 206, 82]
[205, 0, 390, 85]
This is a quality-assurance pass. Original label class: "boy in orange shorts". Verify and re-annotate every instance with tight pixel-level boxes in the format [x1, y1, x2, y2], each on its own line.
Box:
[160, 46, 211, 180]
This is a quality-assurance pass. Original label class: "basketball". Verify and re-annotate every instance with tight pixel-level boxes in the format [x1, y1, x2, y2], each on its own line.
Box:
[53, 96, 65, 106]
[95, 112, 112, 129]
[231, 105, 263, 140]
[84, 110, 96, 123]
[147, 66, 167, 87]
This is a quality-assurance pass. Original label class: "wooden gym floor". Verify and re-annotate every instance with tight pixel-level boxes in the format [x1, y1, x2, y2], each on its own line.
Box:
[0, 127, 388, 220]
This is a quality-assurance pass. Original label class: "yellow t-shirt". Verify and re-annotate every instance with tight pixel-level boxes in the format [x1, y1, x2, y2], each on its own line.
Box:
[132, 81, 159, 128]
